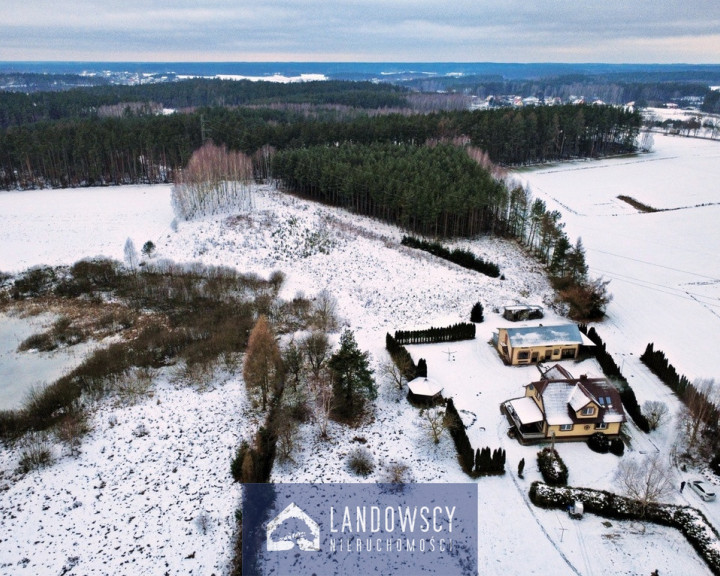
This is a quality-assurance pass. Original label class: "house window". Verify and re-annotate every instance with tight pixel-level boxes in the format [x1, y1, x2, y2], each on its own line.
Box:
[553, 349, 559, 355]
[595, 422, 608, 430]
[517, 351, 529, 360]
[560, 424, 573, 431]
[582, 406, 595, 416]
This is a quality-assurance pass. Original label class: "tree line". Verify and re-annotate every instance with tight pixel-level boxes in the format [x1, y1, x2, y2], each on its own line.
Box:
[0, 79, 410, 128]
[0, 99, 641, 190]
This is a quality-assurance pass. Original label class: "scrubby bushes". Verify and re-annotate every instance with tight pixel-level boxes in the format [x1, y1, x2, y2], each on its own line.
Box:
[347, 447, 375, 477]
[537, 447, 568, 485]
[0, 258, 281, 440]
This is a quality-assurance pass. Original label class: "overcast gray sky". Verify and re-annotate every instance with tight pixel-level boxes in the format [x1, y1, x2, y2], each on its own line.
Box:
[3, 0, 720, 63]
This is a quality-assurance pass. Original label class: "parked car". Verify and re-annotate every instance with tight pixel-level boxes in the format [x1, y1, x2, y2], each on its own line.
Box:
[688, 480, 716, 502]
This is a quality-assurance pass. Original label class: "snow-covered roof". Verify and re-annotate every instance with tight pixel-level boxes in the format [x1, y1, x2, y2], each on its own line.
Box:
[407, 377, 443, 397]
[541, 364, 574, 380]
[568, 384, 592, 412]
[507, 397, 544, 425]
[504, 324, 583, 348]
[503, 304, 543, 311]
[533, 376, 626, 426]
[541, 382, 575, 426]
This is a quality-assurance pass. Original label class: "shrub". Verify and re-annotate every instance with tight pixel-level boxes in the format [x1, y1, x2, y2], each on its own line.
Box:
[54, 407, 90, 457]
[231, 441, 250, 482]
[17, 432, 53, 473]
[382, 461, 412, 484]
[711, 454, 720, 477]
[588, 432, 610, 454]
[609, 438, 625, 456]
[474, 446, 506, 476]
[12, 266, 56, 298]
[18, 332, 57, 352]
[347, 447, 375, 477]
[537, 447, 568, 485]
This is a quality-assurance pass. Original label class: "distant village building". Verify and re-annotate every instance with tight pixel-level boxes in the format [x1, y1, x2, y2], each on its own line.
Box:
[494, 324, 586, 365]
[503, 365, 626, 443]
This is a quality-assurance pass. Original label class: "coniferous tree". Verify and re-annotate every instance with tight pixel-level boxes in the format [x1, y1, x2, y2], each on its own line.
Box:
[243, 315, 282, 411]
[328, 329, 375, 420]
[470, 302, 484, 323]
[416, 358, 428, 378]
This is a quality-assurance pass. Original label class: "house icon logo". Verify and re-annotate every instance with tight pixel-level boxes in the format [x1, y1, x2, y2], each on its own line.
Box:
[266, 502, 321, 552]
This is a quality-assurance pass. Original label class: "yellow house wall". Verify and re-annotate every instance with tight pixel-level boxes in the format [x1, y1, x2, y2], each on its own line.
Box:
[574, 402, 600, 419]
[509, 344, 579, 365]
[547, 421, 622, 438]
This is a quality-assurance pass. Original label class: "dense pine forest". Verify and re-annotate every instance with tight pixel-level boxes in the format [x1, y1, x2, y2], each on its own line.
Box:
[0, 75, 641, 189]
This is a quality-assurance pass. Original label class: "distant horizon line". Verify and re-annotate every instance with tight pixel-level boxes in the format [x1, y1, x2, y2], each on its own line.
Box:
[2, 60, 720, 66]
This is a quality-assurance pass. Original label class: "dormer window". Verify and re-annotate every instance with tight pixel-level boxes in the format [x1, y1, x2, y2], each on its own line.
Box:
[582, 406, 595, 416]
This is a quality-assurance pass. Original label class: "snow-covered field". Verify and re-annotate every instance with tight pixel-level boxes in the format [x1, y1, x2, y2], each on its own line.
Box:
[517, 133, 720, 381]
[1, 133, 719, 576]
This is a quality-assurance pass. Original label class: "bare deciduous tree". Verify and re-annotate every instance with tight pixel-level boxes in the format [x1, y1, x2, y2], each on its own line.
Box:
[308, 367, 333, 439]
[273, 405, 299, 463]
[615, 454, 676, 515]
[684, 378, 719, 449]
[380, 357, 410, 392]
[419, 407, 446, 444]
[172, 141, 253, 220]
[302, 331, 330, 379]
[643, 400, 669, 431]
[312, 289, 338, 331]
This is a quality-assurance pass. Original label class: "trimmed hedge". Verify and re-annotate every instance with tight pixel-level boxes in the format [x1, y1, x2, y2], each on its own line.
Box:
[641, 343, 691, 397]
[529, 481, 720, 575]
[401, 236, 501, 278]
[578, 324, 650, 433]
[537, 447, 568, 485]
[385, 332, 418, 382]
[395, 322, 476, 345]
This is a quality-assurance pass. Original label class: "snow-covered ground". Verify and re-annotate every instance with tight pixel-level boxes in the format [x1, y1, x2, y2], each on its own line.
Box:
[1, 133, 719, 575]
[517, 133, 720, 381]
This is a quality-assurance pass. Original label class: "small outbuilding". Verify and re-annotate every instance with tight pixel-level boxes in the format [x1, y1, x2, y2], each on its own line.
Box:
[407, 377, 443, 405]
[502, 304, 544, 322]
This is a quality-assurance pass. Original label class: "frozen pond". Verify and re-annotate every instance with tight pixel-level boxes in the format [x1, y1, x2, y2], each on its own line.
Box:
[0, 313, 96, 410]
